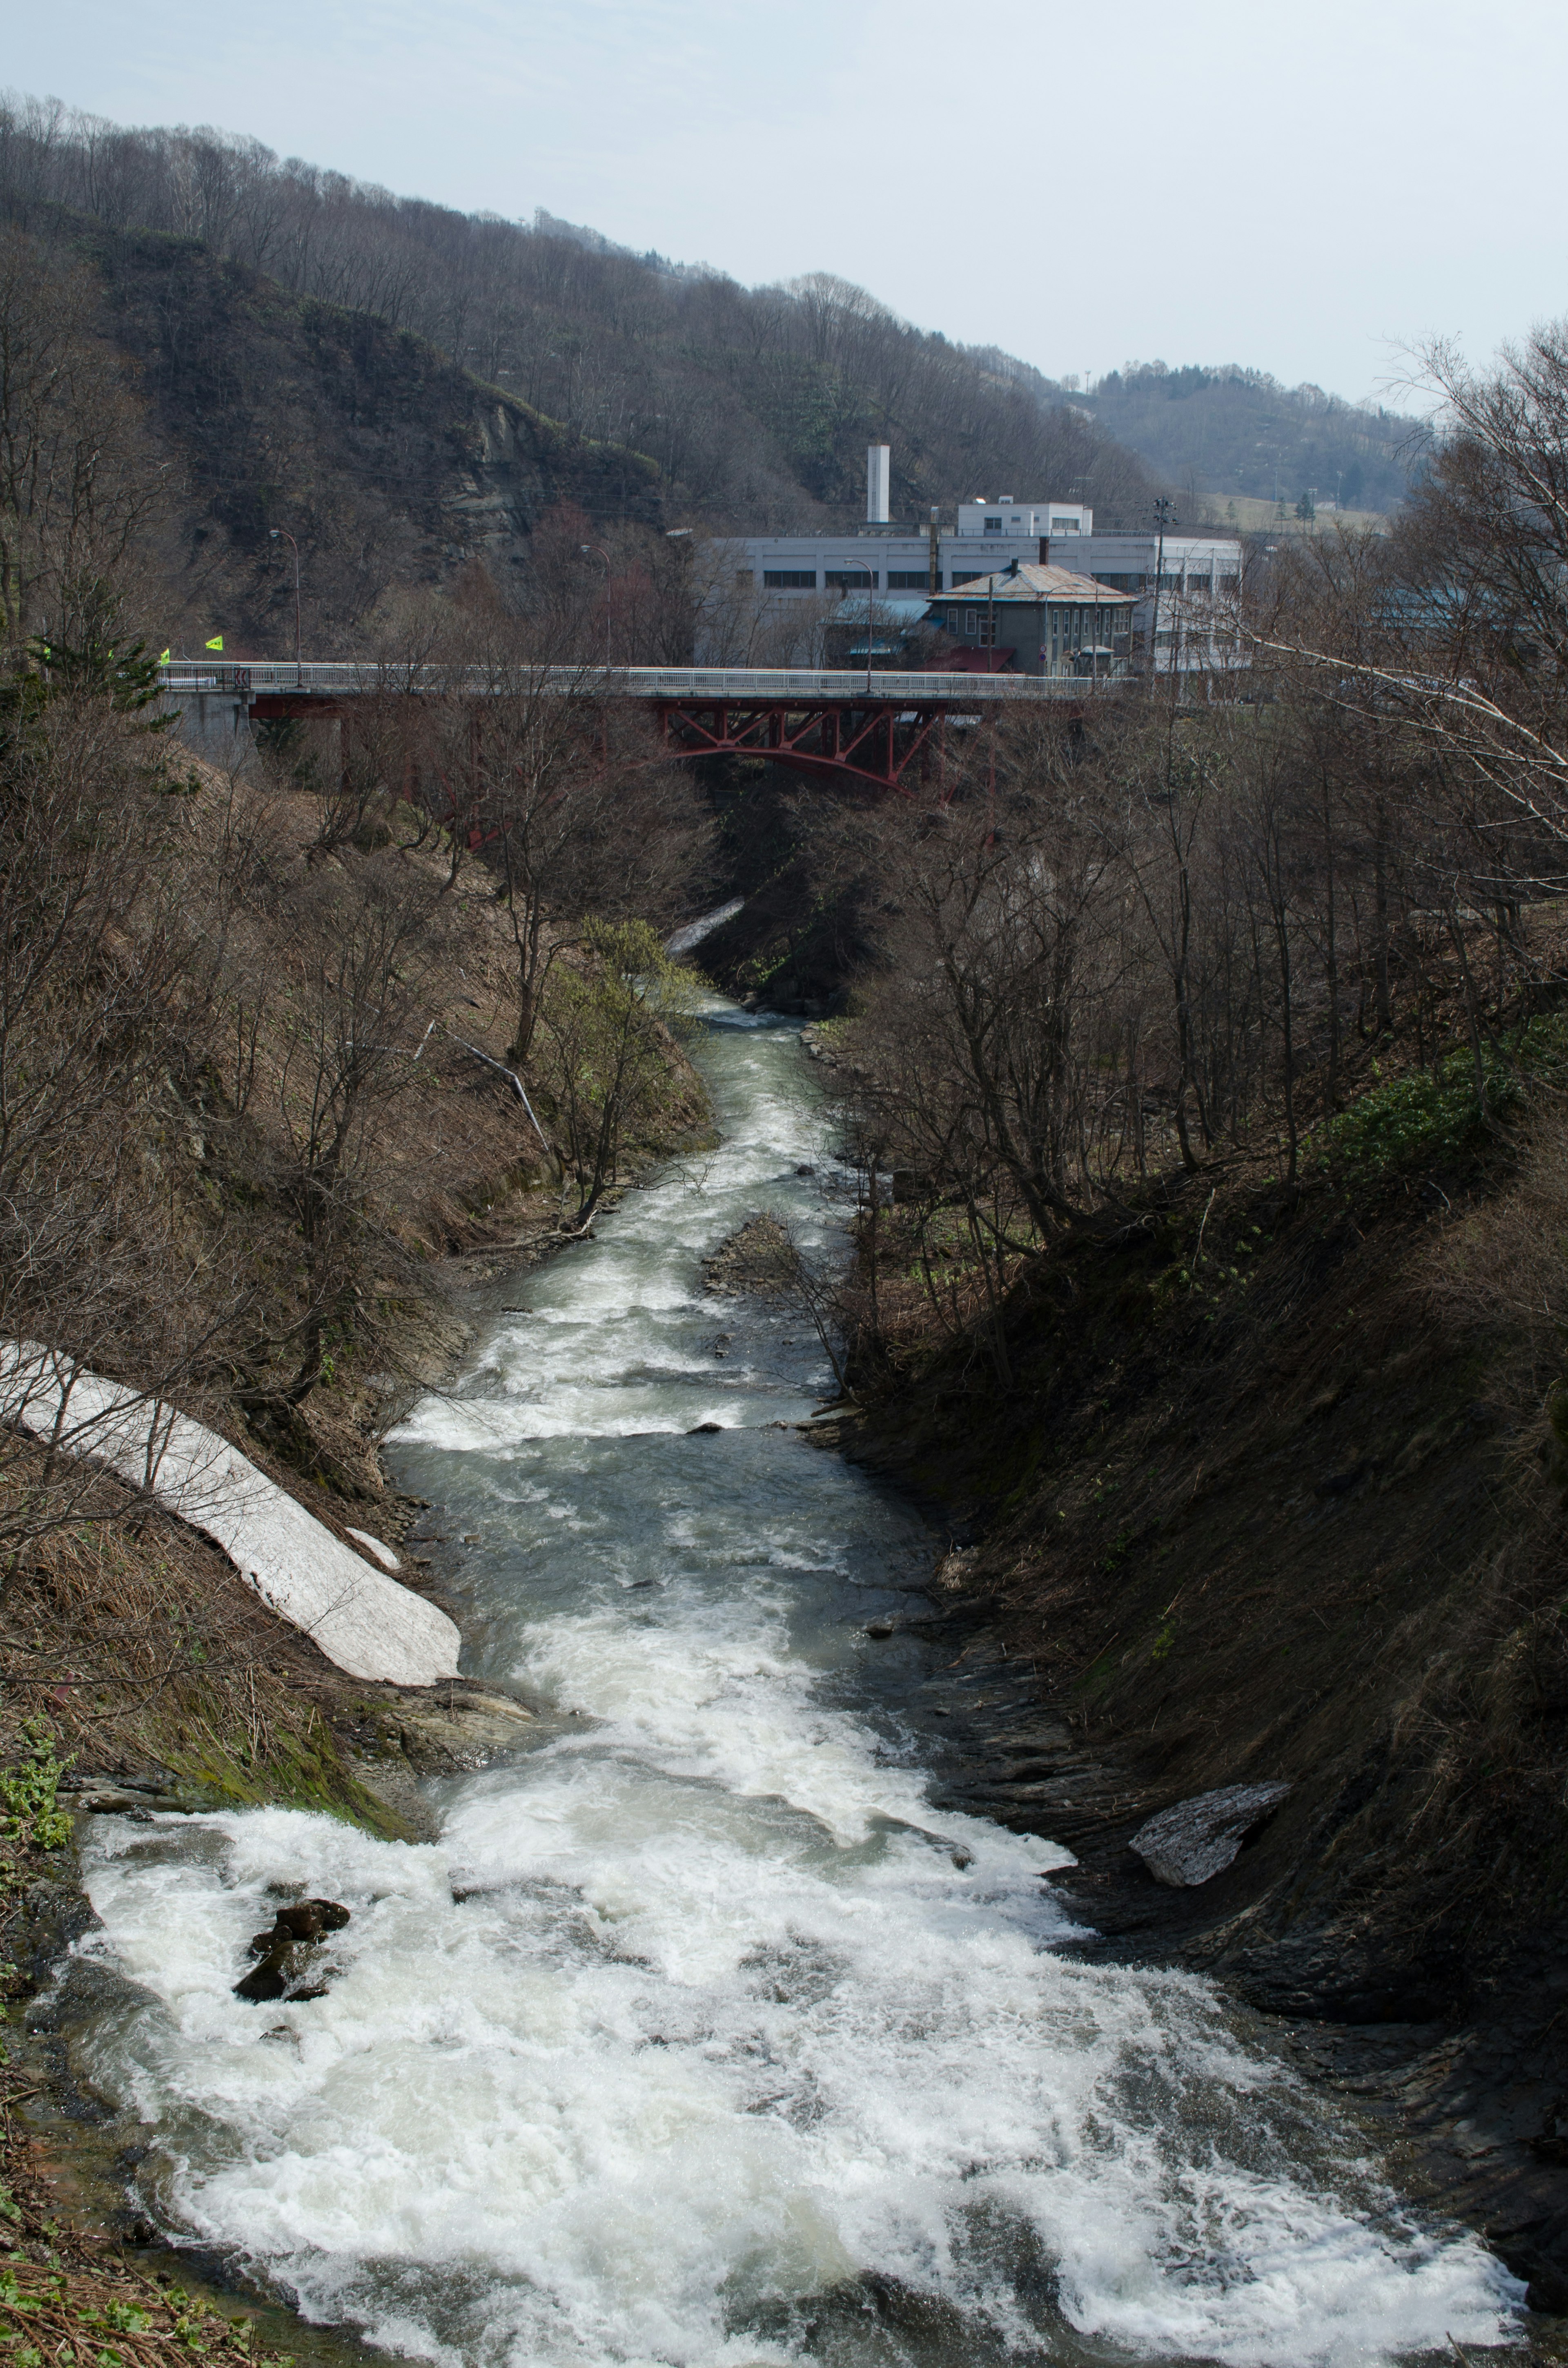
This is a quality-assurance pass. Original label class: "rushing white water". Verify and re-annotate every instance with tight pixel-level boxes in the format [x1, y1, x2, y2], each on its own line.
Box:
[71, 1007, 1519, 2368]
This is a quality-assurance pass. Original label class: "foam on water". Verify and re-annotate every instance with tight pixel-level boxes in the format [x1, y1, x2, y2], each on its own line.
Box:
[70, 1008, 1521, 2367]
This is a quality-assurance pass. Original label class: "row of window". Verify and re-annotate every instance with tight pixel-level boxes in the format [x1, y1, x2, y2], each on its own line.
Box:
[762, 568, 961, 591]
[945, 605, 1127, 636]
[753, 567, 1241, 596]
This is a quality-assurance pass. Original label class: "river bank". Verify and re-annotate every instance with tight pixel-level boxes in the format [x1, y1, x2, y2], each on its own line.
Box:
[798, 1094, 1568, 2323]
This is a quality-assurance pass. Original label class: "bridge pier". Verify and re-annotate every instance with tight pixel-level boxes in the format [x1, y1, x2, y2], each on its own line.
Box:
[161, 689, 258, 771]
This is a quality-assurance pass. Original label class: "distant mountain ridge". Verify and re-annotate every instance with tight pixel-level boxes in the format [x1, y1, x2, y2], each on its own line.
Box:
[1075, 362, 1417, 514]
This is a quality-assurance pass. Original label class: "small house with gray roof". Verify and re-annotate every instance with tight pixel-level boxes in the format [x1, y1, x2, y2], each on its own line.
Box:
[923, 562, 1136, 678]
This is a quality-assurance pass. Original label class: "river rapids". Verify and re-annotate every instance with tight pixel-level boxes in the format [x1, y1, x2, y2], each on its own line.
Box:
[66, 1006, 1519, 2368]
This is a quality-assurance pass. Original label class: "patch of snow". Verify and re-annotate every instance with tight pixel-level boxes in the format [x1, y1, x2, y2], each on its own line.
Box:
[0, 1341, 459, 1688]
[347, 1527, 401, 1572]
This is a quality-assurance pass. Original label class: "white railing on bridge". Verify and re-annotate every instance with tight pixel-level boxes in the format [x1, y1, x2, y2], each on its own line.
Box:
[157, 661, 1118, 704]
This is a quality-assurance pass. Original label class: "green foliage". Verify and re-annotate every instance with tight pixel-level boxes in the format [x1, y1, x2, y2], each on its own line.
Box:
[84, 2303, 149, 2335]
[1310, 1021, 1568, 1176]
[0, 1720, 74, 1854]
[537, 922, 706, 1217]
[31, 629, 172, 719]
[1318, 1059, 1497, 1173]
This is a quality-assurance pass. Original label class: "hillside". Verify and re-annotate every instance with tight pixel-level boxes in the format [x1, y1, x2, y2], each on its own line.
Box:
[0, 664, 712, 1813]
[0, 199, 667, 656]
[1079, 361, 1418, 515]
[0, 91, 1157, 575]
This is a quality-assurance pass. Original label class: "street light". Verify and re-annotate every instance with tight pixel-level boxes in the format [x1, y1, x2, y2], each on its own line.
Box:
[268, 527, 302, 685]
[579, 544, 612, 670]
[835, 556, 875, 696]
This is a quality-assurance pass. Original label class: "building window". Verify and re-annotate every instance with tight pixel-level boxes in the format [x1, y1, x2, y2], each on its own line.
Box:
[983, 517, 1002, 532]
[964, 610, 978, 635]
[1051, 517, 1080, 532]
[1218, 572, 1240, 593]
[734, 570, 755, 585]
[950, 570, 985, 586]
[1158, 572, 1179, 591]
[887, 570, 933, 589]
[825, 569, 879, 588]
[763, 570, 817, 588]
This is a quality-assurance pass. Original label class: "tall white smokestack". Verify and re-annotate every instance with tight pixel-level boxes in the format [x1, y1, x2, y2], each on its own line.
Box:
[866, 443, 890, 525]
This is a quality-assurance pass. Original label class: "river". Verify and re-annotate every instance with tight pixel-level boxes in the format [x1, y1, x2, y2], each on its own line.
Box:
[68, 1005, 1519, 2368]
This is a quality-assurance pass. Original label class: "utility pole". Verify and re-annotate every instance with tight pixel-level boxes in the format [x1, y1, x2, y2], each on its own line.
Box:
[268, 527, 302, 685]
[1149, 495, 1174, 682]
[838, 557, 875, 696]
[580, 544, 613, 669]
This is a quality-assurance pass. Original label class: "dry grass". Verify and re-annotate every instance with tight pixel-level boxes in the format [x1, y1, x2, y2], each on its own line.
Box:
[0, 1441, 408, 1828]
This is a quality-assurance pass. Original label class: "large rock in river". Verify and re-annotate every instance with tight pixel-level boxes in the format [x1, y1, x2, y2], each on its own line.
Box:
[1129, 1782, 1291, 1887]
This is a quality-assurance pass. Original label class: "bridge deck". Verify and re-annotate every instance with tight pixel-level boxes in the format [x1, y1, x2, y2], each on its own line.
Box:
[157, 661, 1116, 704]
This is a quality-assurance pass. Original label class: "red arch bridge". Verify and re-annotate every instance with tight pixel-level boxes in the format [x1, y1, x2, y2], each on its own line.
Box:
[158, 662, 1118, 795]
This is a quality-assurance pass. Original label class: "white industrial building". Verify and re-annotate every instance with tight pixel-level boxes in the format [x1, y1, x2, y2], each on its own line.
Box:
[712, 445, 1243, 673]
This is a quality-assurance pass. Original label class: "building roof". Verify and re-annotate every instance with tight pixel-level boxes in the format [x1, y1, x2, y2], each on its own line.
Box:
[934, 563, 1136, 607]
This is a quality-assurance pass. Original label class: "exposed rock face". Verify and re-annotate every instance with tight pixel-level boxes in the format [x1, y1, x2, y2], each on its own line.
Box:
[1129, 1782, 1291, 1888]
[86, 226, 664, 638]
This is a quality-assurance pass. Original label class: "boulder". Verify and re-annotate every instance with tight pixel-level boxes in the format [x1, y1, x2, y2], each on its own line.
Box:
[235, 1897, 351, 2001]
[1129, 1782, 1291, 1888]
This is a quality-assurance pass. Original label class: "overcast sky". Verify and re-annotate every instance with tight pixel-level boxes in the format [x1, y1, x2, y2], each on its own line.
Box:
[7, 0, 1564, 408]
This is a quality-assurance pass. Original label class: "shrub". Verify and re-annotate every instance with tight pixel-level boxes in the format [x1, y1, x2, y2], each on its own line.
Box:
[1315, 1018, 1568, 1176]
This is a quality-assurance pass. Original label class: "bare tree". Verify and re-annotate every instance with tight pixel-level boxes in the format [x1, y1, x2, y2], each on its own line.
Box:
[0, 226, 160, 666]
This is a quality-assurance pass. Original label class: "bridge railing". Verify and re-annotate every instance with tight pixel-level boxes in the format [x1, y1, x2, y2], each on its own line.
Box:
[156, 661, 1119, 703]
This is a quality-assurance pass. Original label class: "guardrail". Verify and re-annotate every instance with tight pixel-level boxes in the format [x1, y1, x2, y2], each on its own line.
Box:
[156, 662, 1121, 703]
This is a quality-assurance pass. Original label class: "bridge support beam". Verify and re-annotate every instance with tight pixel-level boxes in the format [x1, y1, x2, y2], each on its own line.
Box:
[649, 697, 948, 795]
